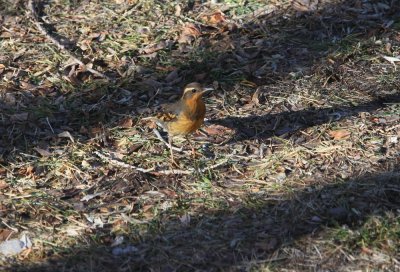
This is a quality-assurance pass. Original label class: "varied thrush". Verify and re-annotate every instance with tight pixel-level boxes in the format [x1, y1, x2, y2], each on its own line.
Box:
[151, 82, 213, 165]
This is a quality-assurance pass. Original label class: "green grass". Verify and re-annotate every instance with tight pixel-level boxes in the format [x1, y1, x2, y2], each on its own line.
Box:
[332, 213, 400, 254]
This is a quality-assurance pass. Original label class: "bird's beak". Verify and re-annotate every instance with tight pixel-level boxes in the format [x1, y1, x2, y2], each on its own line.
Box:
[201, 87, 214, 95]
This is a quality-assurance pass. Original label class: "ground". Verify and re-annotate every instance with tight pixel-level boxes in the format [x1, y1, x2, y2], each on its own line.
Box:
[0, 0, 399, 271]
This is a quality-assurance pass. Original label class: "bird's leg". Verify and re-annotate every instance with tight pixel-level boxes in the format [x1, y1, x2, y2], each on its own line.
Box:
[185, 135, 197, 159]
[153, 129, 182, 152]
[168, 136, 180, 167]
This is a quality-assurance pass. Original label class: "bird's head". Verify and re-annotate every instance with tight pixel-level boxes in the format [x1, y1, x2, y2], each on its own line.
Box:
[182, 82, 213, 101]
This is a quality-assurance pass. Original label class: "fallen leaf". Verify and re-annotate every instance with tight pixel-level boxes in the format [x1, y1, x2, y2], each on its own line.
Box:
[382, 55, 400, 63]
[0, 229, 14, 242]
[19, 81, 36, 90]
[142, 204, 153, 213]
[0, 180, 8, 190]
[159, 189, 177, 198]
[180, 213, 191, 226]
[361, 247, 373, 255]
[4, 93, 16, 105]
[25, 166, 34, 176]
[58, 131, 75, 143]
[204, 124, 233, 136]
[34, 147, 52, 157]
[202, 11, 226, 25]
[292, 0, 319, 12]
[251, 87, 263, 105]
[328, 129, 351, 140]
[0, 64, 5, 75]
[89, 127, 103, 137]
[118, 117, 134, 128]
[382, 55, 400, 69]
[178, 23, 201, 44]
[81, 160, 90, 168]
[81, 192, 103, 202]
[175, 4, 181, 16]
[141, 40, 167, 54]
[111, 236, 124, 247]
[385, 43, 392, 54]
[13, 48, 26, 62]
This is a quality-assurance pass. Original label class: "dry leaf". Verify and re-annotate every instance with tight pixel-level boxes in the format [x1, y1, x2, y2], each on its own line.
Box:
[251, 88, 262, 105]
[118, 117, 134, 128]
[141, 40, 167, 54]
[180, 213, 191, 226]
[81, 160, 90, 168]
[202, 11, 226, 25]
[58, 131, 75, 143]
[0, 64, 5, 74]
[25, 166, 34, 176]
[80, 192, 103, 202]
[159, 189, 177, 198]
[178, 23, 201, 44]
[0, 229, 14, 242]
[382, 55, 400, 69]
[204, 124, 233, 136]
[175, 4, 181, 16]
[328, 129, 351, 140]
[145, 120, 157, 129]
[292, 0, 319, 11]
[19, 81, 36, 90]
[89, 127, 103, 137]
[361, 247, 373, 255]
[0, 180, 9, 190]
[385, 43, 392, 54]
[34, 147, 52, 157]
[4, 93, 16, 105]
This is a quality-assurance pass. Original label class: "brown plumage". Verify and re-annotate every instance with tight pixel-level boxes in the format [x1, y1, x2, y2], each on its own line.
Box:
[155, 82, 212, 164]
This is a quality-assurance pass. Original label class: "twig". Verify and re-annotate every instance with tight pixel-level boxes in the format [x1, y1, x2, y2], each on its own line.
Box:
[178, 15, 217, 29]
[94, 151, 229, 175]
[1, 219, 19, 233]
[197, 158, 230, 173]
[46, 117, 54, 134]
[154, 159, 229, 175]
[27, 0, 113, 81]
[154, 169, 192, 175]
[94, 151, 155, 173]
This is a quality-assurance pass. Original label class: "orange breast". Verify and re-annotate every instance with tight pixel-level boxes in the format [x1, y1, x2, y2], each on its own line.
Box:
[167, 98, 205, 136]
[167, 114, 204, 135]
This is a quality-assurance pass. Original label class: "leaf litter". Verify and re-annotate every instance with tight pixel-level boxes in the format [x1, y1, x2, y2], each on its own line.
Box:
[0, 0, 399, 271]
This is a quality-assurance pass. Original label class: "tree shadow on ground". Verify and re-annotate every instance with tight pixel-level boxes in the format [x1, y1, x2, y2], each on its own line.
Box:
[5, 159, 399, 271]
[210, 93, 400, 143]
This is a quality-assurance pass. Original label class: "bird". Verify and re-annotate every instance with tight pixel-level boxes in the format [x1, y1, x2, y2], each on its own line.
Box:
[150, 82, 213, 165]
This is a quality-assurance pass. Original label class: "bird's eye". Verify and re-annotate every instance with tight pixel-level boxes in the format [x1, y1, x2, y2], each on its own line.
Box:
[191, 89, 197, 93]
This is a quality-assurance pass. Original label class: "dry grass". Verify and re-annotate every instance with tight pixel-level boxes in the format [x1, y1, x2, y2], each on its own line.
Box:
[0, 0, 399, 271]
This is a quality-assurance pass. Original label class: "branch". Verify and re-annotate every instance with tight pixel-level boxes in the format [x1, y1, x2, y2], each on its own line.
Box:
[27, 0, 113, 81]
[94, 151, 229, 175]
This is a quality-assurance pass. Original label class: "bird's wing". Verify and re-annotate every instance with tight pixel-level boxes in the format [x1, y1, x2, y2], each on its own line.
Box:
[156, 101, 182, 122]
